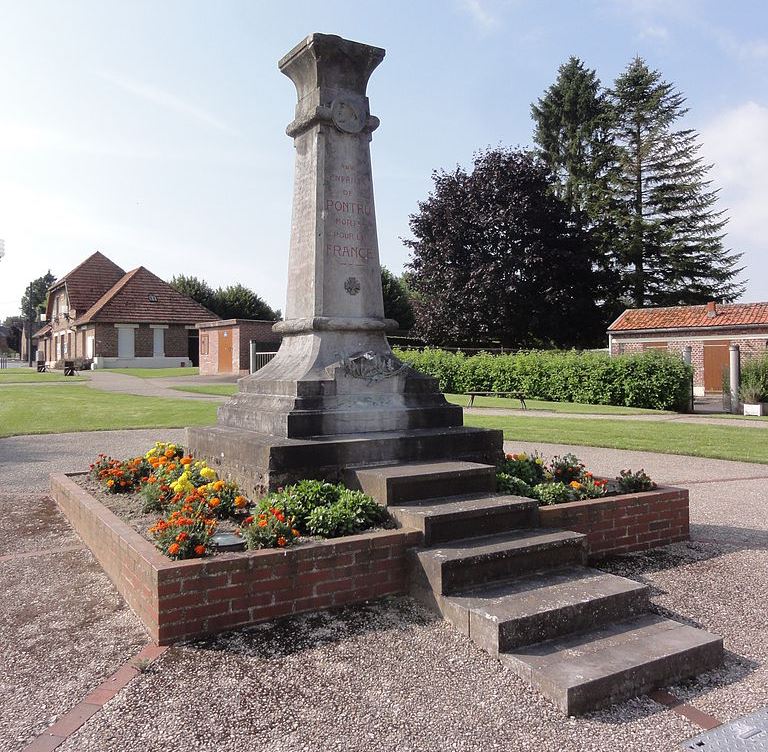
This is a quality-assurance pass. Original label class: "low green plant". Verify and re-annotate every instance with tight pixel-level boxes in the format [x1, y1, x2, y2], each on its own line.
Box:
[532, 482, 572, 505]
[740, 384, 765, 404]
[497, 474, 536, 498]
[616, 469, 656, 493]
[255, 480, 389, 539]
[305, 491, 388, 538]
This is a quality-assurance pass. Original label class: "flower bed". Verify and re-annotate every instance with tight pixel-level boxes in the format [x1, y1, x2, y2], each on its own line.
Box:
[498, 450, 688, 557]
[87, 442, 391, 560]
[51, 472, 419, 644]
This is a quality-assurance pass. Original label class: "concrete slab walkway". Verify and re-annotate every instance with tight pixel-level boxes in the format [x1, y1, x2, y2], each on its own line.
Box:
[1, 430, 766, 751]
[87, 372, 229, 402]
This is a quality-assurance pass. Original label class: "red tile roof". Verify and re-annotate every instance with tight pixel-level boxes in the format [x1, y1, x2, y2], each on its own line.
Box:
[609, 302, 768, 332]
[75, 266, 219, 325]
[49, 251, 126, 314]
[32, 323, 51, 338]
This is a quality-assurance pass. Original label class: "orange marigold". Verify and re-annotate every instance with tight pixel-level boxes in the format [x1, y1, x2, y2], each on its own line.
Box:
[257, 519, 268, 528]
[168, 543, 180, 555]
[209, 497, 221, 507]
[194, 544, 206, 556]
[234, 496, 247, 508]
[180, 456, 192, 465]
[277, 536, 287, 547]
[176, 532, 189, 542]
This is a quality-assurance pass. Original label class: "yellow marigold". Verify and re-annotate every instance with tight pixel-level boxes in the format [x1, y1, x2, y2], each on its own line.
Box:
[200, 467, 216, 481]
[569, 481, 582, 489]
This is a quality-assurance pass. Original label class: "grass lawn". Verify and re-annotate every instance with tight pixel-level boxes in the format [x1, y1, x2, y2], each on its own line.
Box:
[0, 384, 217, 437]
[100, 367, 200, 378]
[465, 412, 768, 464]
[0, 369, 87, 383]
[444, 393, 671, 415]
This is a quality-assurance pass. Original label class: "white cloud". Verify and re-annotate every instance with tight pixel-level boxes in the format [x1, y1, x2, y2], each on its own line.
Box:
[457, 0, 500, 30]
[98, 70, 240, 136]
[700, 101, 768, 299]
[639, 23, 669, 41]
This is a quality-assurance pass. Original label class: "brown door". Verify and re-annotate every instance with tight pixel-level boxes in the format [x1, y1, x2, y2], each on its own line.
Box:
[703, 343, 730, 393]
[217, 329, 233, 373]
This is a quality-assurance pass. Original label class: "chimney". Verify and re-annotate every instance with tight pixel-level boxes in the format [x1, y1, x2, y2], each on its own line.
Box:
[706, 301, 717, 318]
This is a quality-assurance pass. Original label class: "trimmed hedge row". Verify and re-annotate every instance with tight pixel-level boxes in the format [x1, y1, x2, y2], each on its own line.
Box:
[394, 348, 692, 411]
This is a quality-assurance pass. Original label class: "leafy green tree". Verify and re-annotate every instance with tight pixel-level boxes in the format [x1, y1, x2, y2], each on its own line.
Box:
[3, 316, 24, 352]
[607, 57, 744, 306]
[169, 275, 217, 312]
[20, 271, 55, 321]
[170, 275, 279, 321]
[212, 284, 279, 321]
[381, 266, 415, 331]
[404, 148, 604, 348]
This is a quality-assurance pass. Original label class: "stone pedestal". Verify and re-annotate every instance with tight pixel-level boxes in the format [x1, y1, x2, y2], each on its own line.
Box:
[188, 33, 502, 490]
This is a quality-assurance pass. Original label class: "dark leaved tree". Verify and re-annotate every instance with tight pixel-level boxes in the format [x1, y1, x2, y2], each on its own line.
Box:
[405, 148, 604, 348]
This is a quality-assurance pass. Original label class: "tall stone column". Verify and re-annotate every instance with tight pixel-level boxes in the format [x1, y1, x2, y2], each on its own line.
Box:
[216, 33, 461, 439]
[187, 34, 502, 494]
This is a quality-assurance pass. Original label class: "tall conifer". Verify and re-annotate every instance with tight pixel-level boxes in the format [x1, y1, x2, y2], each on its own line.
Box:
[608, 57, 744, 306]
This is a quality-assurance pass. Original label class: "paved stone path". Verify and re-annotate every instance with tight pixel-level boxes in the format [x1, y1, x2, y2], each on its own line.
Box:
[467, 406, 768, 429]
[1, 430, 766, 751]
[86, 371, 232, 402]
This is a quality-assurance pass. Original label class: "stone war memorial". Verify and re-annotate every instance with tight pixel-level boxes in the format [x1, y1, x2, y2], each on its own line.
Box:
[53, 33, 723, 716]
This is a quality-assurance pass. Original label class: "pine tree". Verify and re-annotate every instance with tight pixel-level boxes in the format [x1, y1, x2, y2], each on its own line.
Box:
[608, 57, 744, 307]
[531, 57, 612, 217]
[531, 57, 622, 323]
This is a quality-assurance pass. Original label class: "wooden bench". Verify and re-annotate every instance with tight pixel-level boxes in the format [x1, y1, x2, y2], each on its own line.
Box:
[465, 391, 527, 410]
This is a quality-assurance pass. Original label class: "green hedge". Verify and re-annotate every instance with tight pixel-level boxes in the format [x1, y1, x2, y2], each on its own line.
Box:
[741, 354, 768, 401]
[394, 348, 692, 411]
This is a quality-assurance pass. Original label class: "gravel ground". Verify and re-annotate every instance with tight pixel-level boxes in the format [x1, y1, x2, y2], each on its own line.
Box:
[1, 432, 766, 751]
[0, 494, 147, 752]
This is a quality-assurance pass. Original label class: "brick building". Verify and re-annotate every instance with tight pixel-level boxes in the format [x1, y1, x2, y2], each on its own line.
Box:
[608, 301, 768, 395]
[34, 251, 219, 368]
[197, 319, 281, 375]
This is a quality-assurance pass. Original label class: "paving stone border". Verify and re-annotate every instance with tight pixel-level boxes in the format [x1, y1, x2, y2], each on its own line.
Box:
[537, 485, 689, 558]
[50, 473, 420, 644]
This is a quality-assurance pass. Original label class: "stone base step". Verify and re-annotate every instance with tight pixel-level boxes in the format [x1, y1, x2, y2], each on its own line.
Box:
[501, 614, 723, 715]
[442, 566, 650, 656]
[345, 460, 497, 505]
[411, 529, 587, 597]
[389, 494, 538, 545]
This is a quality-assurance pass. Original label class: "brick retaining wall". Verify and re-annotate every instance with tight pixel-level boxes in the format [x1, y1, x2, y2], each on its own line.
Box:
[537, 485, 689, 559]
[51, 473, 420, 644]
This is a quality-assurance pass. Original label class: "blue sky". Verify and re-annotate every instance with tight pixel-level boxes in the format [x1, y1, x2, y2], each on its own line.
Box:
[2, 0, 767, 319]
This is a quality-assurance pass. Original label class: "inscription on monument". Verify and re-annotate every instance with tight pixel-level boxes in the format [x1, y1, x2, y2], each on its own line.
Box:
[325, 161, 376, 267]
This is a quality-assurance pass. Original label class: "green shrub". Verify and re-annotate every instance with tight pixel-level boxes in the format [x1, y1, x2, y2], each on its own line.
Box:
[497, 474, 536, 498]
[305, 490, 388, 538]
[532, 482, 572, 505]
[741, 354, 768, 402]
[256, 480, 388, 539]
[616, 469, 656, 493]
[549, 453, 584, 484]
[394, 347, 692, 411]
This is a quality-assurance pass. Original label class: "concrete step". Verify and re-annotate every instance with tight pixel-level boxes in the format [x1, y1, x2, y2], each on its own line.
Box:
[389, 493, 538, 545]
[501, 614, 723, 715]
[442, 566, 650, 656]
[411, 529, 587, 597]
[345, 460, 497, 505]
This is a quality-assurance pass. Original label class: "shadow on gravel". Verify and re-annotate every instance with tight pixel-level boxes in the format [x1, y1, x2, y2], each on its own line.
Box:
[181, 596, 440, 660]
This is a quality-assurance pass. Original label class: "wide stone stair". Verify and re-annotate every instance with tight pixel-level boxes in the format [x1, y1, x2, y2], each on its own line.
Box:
[346, 460, 723, 715]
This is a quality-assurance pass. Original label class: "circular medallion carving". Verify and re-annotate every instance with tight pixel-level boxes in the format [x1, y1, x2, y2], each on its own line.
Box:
[331, 97, 366, 134]
[344, 276, 361, 295]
